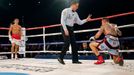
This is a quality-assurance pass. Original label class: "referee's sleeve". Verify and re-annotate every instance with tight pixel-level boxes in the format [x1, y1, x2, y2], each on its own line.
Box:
[61, 9, 67, 30]
[75, 13, 87, 25]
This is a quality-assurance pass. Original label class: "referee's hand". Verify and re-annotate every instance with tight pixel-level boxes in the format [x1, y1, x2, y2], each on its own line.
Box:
[64, 29, 69, 36]
[86, 14, 92, 22]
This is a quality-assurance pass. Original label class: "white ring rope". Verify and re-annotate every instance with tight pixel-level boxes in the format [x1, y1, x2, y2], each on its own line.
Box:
[0, 24, 133, 38]
[0, 24, 134, 54]
[27, 24, 134, 38]
[0, 50, 134, 55]
[1, 36, 134, 46]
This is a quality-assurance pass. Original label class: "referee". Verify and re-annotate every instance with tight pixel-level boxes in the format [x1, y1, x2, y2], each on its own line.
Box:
[58, 1, 91, 65]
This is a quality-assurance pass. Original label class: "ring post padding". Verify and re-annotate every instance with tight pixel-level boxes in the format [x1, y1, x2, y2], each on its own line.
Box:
[43, 27, 46, 52]
[24, 28, 26, 57]
[69, 45, 72, 54]
[19, 28, 26, 57]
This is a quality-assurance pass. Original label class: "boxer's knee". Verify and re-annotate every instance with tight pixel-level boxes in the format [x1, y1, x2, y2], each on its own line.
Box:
[89, 41, 98, 48]
[15, 45, 19, 50]
[89, 42, 93, 48]
[112, 55, 119, 64]
[11, 43, 15, 48]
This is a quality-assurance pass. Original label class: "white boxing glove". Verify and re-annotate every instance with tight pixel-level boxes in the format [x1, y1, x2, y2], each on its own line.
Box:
[9, 35, 12, 42]
[89, 36, 96, 41]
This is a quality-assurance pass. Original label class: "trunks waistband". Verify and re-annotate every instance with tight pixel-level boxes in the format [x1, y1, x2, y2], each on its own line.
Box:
[105, 35, 118, 40]
[12, 34, 21, 40]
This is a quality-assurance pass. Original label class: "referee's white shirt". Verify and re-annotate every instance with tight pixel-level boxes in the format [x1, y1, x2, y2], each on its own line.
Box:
[61, 7, 87, 30]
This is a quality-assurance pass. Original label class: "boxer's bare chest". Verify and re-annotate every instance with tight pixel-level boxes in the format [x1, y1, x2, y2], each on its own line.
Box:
[12, 25, 21, 34]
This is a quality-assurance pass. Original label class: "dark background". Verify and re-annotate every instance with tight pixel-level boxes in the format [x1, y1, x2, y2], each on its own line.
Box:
[0, 0, 133, 27]
[0, 0, 133, 42]
[0, 0, 134, 44]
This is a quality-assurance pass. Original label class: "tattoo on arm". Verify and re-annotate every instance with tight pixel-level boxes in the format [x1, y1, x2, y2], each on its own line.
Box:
[95, 26, 104, 39]
[116, 28, 122, 36]
[114, 24, 122, 36]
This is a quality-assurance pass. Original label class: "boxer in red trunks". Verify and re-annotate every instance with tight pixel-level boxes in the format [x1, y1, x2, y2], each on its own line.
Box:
[89, 18, 124, 66]
[8, 18, 22, 59]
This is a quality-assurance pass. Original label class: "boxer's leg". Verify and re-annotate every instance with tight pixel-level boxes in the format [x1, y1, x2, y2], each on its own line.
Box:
[113, 55, 118, 64]
[15, 45, 19, 59]
[108, 49, 124, 66]
[89, 41, 105, 64]
[11, 43, 15, 59]
[108, 49, 120, 64]
[107, 38, 124, 66]
[89, 41, 100, 56]
[113, 54, 124, 66]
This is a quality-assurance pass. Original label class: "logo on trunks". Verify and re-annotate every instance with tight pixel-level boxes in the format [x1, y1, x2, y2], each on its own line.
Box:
[0, 64, 58, 73]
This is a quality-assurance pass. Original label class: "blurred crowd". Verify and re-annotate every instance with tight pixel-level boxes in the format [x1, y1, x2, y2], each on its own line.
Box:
[0, 35, 134, 59]
[0, 39, 134, 52]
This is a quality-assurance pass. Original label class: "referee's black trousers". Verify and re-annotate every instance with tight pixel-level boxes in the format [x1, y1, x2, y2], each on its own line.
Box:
[59, 25, 78, 62]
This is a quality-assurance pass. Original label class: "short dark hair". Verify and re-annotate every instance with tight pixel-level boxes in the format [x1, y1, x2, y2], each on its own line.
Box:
[11, 18, 19, 24]
[102, 17, 109, 22]
[71, 1, 79, 5]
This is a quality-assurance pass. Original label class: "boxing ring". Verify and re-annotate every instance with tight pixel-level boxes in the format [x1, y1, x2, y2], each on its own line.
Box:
[0, 11, 134, 75]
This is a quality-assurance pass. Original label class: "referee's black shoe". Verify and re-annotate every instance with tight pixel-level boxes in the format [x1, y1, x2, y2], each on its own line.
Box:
[58, 57, 65, 65]
[72, 61, 82, 64]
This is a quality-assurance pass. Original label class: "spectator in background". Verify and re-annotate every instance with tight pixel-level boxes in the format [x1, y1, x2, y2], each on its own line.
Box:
[82, 43, 89, 51]
[82, 42, 90, 56]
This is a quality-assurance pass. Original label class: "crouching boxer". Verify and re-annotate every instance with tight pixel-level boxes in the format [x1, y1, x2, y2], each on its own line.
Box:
[89, 18, 124, 66]
[8, 18, 22, 59]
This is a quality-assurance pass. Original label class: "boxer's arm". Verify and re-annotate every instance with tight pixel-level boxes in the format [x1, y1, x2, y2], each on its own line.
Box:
[75, 13, 87, 25]
[114, 24, 122, 36]
[94, 26, 104, 39]
[8, 24, 12, 36]
[8, 24, 12, 41]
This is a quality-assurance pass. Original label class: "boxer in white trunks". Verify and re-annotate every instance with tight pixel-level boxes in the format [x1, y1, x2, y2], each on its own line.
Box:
[89, 18, 123, 66]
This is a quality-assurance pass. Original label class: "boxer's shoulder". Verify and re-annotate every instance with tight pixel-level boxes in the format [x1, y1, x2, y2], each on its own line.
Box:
[12, 24, 21, 29]
[100, 25, 104, 29]
[109, 23, 117, 27]
[18, 25, 21, 27]
[10, 24, 13, 28]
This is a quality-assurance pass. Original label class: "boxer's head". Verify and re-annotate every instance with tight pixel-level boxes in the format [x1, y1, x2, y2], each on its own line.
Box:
[70, 1, 79, 11]
[101, 17, 109, 25]
[14, 18, 19, 24]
